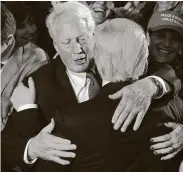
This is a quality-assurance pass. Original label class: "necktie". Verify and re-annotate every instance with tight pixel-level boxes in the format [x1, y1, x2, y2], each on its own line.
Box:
[86, 72, 100, 99]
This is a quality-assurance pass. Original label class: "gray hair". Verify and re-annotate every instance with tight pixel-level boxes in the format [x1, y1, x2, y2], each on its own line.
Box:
[46, 1, 95, 41]
[93, 18, 149, 82]
[1, 3, 16, 44]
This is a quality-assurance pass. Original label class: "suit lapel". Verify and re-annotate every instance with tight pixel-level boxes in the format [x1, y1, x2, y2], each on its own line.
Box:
[1, 47, 23, 95]
[55, 57, 77, 104]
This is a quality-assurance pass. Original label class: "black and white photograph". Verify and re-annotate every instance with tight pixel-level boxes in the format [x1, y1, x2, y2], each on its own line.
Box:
[1, 1, 183, 172]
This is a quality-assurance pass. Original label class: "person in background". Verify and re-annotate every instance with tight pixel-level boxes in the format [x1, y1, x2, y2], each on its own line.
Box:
[112, 1, 183, 30]
[5, 2, 37, 47]
[23, 1, 56, 58]
[147, 10, 183, 164]
[1, 3, 49, 130]
[86, 1, 114, 25]
[154, 1, 183, 14]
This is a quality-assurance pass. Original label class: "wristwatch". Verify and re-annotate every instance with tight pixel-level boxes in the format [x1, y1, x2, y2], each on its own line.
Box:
[149, 77, 164, 99]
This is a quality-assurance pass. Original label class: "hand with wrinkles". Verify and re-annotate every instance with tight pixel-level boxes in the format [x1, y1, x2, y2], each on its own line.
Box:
[150, 122, 183, 160]
[28, 118, 77, 165]
[109, 77, 158, 132]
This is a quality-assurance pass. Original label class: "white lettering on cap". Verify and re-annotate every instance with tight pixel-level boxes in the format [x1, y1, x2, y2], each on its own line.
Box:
[161, 13, 183, 22]
[162, 17, 183, 28]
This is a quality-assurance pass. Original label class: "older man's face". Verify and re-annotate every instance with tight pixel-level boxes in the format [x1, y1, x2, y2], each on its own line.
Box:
[55, 19, 93, 73]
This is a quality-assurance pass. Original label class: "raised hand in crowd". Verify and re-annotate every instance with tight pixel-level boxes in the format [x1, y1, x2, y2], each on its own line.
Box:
[113, 1, 141, 21]
[150, 122, 183, 160]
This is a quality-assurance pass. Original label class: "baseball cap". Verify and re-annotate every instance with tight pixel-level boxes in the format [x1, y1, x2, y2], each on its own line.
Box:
[148, 11, 183, 38]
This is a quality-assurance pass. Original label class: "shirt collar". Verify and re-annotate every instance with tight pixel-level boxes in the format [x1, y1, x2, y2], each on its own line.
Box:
[66, 68, 87, 94]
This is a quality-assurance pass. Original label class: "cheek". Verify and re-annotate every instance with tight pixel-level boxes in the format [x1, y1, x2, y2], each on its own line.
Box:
[173, 43, 182, 52]
[32, 24, 37, 32]
[16, 29, 26, 38]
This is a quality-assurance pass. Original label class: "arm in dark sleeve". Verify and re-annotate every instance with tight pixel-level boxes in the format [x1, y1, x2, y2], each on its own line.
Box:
[2, 109, 46, 166]
[148, 63, 181, 96]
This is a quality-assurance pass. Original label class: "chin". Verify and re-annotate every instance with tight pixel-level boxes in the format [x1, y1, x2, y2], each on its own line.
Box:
[72, 65, 89, 73]
[155, 55, 176, 63]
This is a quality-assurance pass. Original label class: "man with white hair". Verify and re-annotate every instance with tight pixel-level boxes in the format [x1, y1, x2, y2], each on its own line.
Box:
[2, 1, 182, 171]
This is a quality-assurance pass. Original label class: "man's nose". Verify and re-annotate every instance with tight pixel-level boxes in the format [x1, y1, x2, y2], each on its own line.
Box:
[72, 40, 82, 54]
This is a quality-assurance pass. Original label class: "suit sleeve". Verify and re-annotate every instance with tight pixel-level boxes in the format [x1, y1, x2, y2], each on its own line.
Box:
[2, 109, 46, 166]
[149, 63, 181, 96]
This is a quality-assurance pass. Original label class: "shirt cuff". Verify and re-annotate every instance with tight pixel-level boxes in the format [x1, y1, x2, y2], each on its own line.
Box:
[17, 104, 38, 112]
[148, 76, 171, 99]
[24, 139, 37, 164]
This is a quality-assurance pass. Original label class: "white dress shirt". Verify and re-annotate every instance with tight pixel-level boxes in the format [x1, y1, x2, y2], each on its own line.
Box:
[66, 69, 91, 103]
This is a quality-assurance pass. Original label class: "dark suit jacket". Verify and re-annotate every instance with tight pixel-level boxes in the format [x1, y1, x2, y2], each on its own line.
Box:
[2, 56, 182, 171]
[35, 82, 182, 172]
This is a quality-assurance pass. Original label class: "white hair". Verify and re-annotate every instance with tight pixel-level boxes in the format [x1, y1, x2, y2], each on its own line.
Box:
[93, 18, 149, 82]
[46, 1, 95, 41]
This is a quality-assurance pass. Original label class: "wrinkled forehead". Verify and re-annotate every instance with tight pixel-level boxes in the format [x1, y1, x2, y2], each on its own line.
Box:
[54, 16, 91, 39]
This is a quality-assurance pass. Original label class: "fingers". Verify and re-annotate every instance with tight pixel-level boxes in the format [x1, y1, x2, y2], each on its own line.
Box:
[50, 156, 70, 165]
[28, 77, 36, 94]
[113, 100, 132, 130]
[123, 2, 132, 10]
[133, 1, 140, 7]
[112, 96, 126, 124]
[41, 118, 55, 133]
[52, 150, 76, 158]
[151, 133, 171, 143]
[133, 110, 145, 131]
[53, 143, 77, 151]
[52, 136, 72, 145]
[164, 122, 178, 129]
[109, 88, 123, 100]
[150, 140, 172, 150]
[161, 151, 178, 160]
[124, 6, 134, 16]
[120, 108, 139, 132]
[154, 147, 173, 155]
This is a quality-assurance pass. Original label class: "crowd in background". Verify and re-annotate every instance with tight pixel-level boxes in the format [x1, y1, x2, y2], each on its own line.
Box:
[2, 1, 183, 58]
[1, 1, 183, 172]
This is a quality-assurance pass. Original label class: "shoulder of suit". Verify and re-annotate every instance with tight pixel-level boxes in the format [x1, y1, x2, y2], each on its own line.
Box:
[30, 54, 59, 81]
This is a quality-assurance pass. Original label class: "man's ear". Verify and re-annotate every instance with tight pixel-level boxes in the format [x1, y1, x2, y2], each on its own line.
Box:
[146, 32, 150, 46]
[6, 35, 14, 46]
[53, 41, 58, 52]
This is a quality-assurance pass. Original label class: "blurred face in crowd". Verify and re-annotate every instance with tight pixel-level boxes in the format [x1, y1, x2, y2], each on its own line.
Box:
[149, 29, 183, 63]
[157, 1, 178, 11]
[89, 1, 109, 25]
[15, 16, 37, 46]
[54, 18, 93, 73]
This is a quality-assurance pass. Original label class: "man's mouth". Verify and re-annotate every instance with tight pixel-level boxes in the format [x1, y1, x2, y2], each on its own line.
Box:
[75, 58, 87, 65]
[157, 48, 171, 55]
